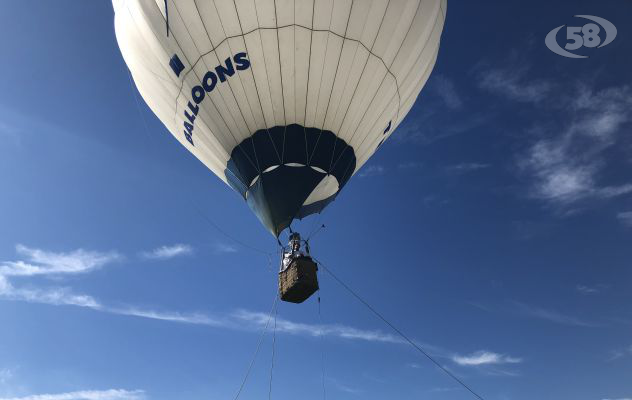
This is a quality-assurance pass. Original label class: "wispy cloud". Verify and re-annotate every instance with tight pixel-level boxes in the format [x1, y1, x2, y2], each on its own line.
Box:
[607, 344, 632, 361]
[0, 245, 408, 346]
[327, 378, 362, 395]
[395, 106, 488, 145]
[452, 351, 522, 366]
[233, 309, 403, 344]
[0, 276, 408, 347]
[0, 245, 120, 277]
[0, 277, 232, 328]
[478, 68, 551, 104]
[428, 387, 460, 393]
[513, 301, 599, 327]
[431, 75, 463, 109]
[109, 307, 228, 327]
[477, 61, 632, 211]
[0, 368, 13, 385]
[212, 243, 238, 254]
[473, 300, 601, 327]
[517, 85, 632, 207]
[1, 245, 521, 378]
[0, 245, 119, 310]
[0, 276, 101, 309]
[358, 165, 385, 178]
[520, 138, 632, 205]
[617, 212, 632, 228]
[397, 161, 423, 170]
[446, 163, 490, 173]
[140, 244, 192, 260]
[0, 389, 145, 400]
[576, 284, 608, 295]
[0, 120, 22, 145]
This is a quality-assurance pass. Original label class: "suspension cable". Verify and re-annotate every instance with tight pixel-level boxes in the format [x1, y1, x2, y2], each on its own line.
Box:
[307, 224, 326, 242]
[268, 302, 278, 400]
[317, 285, 327, 400]
[314, 258, 486, 400]
[192, 202, 272, 257]
[234, 292, 279, 400]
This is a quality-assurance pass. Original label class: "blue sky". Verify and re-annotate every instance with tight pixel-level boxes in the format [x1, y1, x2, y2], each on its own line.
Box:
[1, 1, 632, 400]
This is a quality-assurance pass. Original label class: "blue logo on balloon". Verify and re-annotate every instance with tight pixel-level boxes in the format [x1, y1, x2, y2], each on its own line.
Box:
[178, 52, 251, 146]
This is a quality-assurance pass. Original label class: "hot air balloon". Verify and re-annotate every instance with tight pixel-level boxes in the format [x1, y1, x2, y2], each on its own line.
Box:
[114, 0, 446, 302]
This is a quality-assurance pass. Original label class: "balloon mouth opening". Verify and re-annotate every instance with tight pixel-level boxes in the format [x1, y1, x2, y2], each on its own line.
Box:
[224, 124, 356, 236]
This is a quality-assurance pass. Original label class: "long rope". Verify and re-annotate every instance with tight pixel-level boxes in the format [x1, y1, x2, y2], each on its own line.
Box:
[192, 202, 272, 257]
[268, 303, 278, 400]
[307, 224, 326, 242]
[317, 287, 327, 400]
[234, 292, 279, 400]
[314, 259, 486, 400]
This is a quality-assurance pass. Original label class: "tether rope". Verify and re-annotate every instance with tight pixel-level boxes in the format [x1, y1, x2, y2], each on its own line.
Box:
[314, 258, 486, 400]
[307, 224, 326, 242]
[192, 203, 272, 256]
[234, 291, 279, 400]
[317, 285, 327, 400]
[268, 302, 278, 400]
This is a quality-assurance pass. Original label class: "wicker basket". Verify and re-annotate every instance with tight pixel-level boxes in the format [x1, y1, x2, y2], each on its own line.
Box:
[279, 256, 319, 303]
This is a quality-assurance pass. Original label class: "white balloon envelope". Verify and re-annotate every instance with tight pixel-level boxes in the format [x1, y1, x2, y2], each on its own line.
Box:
[114, 0, 447, 236]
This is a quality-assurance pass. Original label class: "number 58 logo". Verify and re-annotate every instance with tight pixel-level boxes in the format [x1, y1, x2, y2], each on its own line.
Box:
[545, 15, 617, 58]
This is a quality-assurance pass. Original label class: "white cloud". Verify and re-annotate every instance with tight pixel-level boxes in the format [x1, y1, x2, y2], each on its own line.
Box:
[576, 284, 607, 295]
[452, 351, 522, 366]
[617, 212, 632, 228]
[596, 185, 632, 198]
[431, 75, 462, 109]
[429, 387, 459, 393]
[104, 307, 410, 346]
[0, 389, 144, 400]
[447, 163, 490, 173]
[140, 244, 192, 260]
[1, 267, 405, 346]
[397, 161, 423, 170]
[608, 349, 626, 361]
[109, 307, 227, 327]
[571, 85, 632, 139]
[479, 66, 632, 210]
[0, 245, 119, 310]
[478, 68, 551, 103]
[0, 120, 22, 145]
[0, 279, 225, 326]
[212, 243, 237, 254]
[607, 345, 632, 361]
[519, 85, 632, 207]
[327, 378, 362, 395]
[0, 244, 469, 369]
[483, 367, 522, 377]
[0, 245, 120, 277]
[0, 368, 13, 385]
[233, 309, 403, 344]
[0, 277, 101, 309]
[513, 301, 598, 327]
[395, 107, 488, 145]
[393, 72, 488, 145]
[357, 165, 385, 178]
[0, 245, 405, 346]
